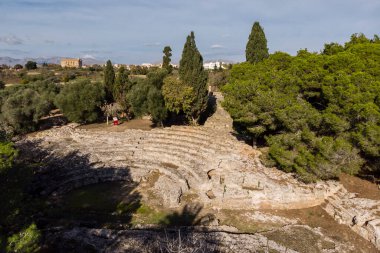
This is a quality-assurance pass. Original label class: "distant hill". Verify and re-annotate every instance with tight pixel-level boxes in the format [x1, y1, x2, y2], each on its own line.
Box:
[0, 56, 104, 66]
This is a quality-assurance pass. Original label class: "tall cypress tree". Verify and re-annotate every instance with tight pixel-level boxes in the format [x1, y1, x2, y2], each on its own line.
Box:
[162, 46, 173, 73]
[179, 31, 208, 123]
[104, 60, 115, 102]
[113, 66, 130, 105]
[246, 22, 269, 64]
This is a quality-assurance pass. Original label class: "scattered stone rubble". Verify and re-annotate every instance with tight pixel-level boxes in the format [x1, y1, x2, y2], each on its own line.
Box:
[17, 92, 380, 250]
[45, 225, 356, 253]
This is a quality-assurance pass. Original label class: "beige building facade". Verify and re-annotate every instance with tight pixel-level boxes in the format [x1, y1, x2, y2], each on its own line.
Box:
[61, 58, 82, 68]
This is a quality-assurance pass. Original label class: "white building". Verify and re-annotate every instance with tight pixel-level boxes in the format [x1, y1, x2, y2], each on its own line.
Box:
[141, 63, 153, 68]
[203, 61, 226, 70]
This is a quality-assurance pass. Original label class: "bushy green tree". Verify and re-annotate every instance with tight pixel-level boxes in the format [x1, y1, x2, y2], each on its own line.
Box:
[147, 87, 167, 126]
[104, 60, 115, 102]
[0, 81, 59, 134]
[0, 80, 4, 89]
[345, 33, 370, 48]
[24, 61, 37, 70]
[55, 79, 105, 123]
[14, 64, 23, 70]
[162, 46, 173, 73]
[6, 223, 41, 253]
[246, 22, 269, 64]
[0, 142, 17, 173]
[322, 43, 344, 55]
[127, 69, 168, 123]
[127, 81, 150, 117]
[179, 31, 208, 123]
[162, 76, 195, 119]
[146, 68, 168, 89]
[223, 34, 380, 182]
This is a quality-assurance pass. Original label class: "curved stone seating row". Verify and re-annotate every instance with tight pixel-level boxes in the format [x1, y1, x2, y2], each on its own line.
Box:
[146, 131, 223, 150]
[141, 134, 234, 155]
[32, 166, 134, 195]
[132, 148, 204, 183]
[150, 127, 234, 148]
[135, 143, 206, 168]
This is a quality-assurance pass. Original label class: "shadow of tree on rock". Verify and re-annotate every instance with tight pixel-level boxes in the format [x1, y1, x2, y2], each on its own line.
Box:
[159, 204, 203, 227]
[147, 204, 220, 253]
[198, 93, 217, 125]
[14, 139, 143, 250]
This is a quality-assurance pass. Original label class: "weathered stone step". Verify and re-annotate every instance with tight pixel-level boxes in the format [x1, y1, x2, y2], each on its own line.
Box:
[130, 161, 188, 184]
[151, 128, 217, 142]
[131, 151, 205, 182]
[133, 146, 206, 173]
[138, 141, 209, 159]
[141, 135, 233, 154]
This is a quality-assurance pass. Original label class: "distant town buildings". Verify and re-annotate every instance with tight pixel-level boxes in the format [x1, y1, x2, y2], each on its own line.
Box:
[61, 58, 82, 68]
[141, 63, 154, 68]
[203, 61, 226, 70]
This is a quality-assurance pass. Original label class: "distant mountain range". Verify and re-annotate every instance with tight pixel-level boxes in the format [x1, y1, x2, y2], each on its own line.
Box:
[0, 56, 235, 67]
[204, 59, 235, 64]
[0, 56, 104, 66]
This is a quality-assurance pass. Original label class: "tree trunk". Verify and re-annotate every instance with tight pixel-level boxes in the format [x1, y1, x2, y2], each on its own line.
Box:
[191, 116, 197, 126]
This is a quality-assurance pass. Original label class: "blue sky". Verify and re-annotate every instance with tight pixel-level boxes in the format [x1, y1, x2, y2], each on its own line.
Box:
[0, 0, 379, 64]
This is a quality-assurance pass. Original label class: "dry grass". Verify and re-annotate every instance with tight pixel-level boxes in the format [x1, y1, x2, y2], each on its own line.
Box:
[339, 173, 380, 200]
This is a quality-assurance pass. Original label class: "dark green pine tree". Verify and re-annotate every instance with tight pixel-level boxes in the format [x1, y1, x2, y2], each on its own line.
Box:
[162, 46, 173, 73]
[179, 31, 208, 123]
[246, 21, 269, 64]
[104, 60, 115, 102]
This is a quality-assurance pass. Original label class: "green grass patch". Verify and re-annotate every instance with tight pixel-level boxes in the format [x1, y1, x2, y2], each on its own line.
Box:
[131, 204, 167, 226]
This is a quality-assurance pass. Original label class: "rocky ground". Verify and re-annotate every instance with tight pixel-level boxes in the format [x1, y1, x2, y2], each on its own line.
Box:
[17, 92, 380, 252]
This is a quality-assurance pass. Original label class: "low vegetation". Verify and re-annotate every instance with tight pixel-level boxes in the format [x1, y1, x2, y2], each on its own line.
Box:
[0, 142, 41, 253]
[55, 79, 105, 123]
[0, 81, 59, 134]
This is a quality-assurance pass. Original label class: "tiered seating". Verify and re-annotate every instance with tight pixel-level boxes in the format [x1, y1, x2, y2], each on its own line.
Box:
[18, 91, 380, 249]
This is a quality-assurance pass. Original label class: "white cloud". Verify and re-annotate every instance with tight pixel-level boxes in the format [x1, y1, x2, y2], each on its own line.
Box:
[211, 44, 224, 49]
[144, 42, 161, 47]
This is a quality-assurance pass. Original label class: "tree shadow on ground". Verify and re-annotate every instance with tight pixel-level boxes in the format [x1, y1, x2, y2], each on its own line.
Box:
[198, 93, 217, 125]
[230, 121, 268, 148]
[150, 229, 220, 253]
[149, 203, 220, 253]
[159, 204, 203, 227]
[12, 140, 143, 251]
[92, 204, 221, 252]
